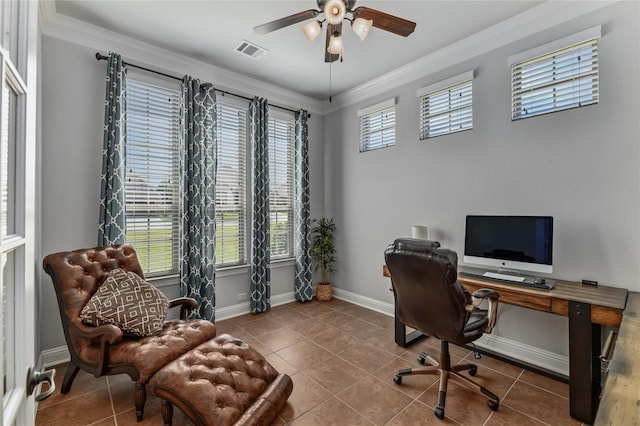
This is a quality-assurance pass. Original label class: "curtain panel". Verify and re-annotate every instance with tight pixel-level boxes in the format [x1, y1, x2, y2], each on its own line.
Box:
[294, 110, 313, 301]
[179, 76, 217, 322]
[98, 52, 127, 246]
[250, 97, 271, 313]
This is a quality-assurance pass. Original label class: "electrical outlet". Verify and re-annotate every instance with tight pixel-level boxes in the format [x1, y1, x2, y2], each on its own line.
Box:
[237, 292, 247, 301]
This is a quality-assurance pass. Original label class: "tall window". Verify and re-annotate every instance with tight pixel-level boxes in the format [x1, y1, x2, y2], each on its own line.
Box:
[418, 71, 473, 139]
[268, 113, 295, 259]
[358, 98, 396, 152]
[510, 27, 600, 120]
[125, 78, 181, 276]
[216, 101, 247, 267]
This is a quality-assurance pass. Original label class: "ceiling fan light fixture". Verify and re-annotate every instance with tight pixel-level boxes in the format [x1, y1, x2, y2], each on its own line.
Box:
[324, 0, 346, 25]
[327, 31, 343, 55]
[352, 17, 373, 41]
[302, 20, 322, 42]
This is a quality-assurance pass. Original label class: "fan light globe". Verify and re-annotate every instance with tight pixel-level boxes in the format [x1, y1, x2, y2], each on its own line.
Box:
[302, 20, 322, 42]
[324, 0, 346, 25]
[352, 17, 373, 41]
[327, 32, 343, 55]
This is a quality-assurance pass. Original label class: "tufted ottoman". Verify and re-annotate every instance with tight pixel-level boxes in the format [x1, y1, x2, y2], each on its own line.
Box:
[149, 334, 293, 426]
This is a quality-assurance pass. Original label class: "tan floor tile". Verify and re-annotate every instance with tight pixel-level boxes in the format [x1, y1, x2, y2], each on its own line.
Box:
[308, 328, 361, 354]
[264, 352, 299, 376]
[386, 400, 459, 426]
[276, 340, 333, 371]
[38, 365, 108, 409]
[462, 351, 525, 379]
[290, 301, 335, 317]
[256, 328, 304, 352]
[373, 357, 439, 398]
[337, 375, 412, 425]
[337, 342, 397, 373]
[115, 397, 192, 426]
[502, 381, 580, 426]
[518, 369, 570, 398]
[268, 307, 311, 325]
[284, 317, 331, 337]
[366, 331, 410, 356]
[485, 403, 549, 425]
[279, 372, 332, 422]
[291, 397, 372, 426]
[35, 386, 113, 426]
[315, 310, 355, 327]
[302, 356, 367, 393]
[242, 317, 288, 336]
[86, 417, 116, 426]
[336, 317, 385, 340]
[418, 379, 496, 424]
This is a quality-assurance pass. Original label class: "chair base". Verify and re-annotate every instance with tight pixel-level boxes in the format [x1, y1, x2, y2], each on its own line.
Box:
[393, 340, 499, 419]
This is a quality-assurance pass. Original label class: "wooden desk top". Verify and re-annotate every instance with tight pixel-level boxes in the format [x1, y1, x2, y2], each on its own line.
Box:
[383, 264, 628, 327]
[594, 292, 640, 425]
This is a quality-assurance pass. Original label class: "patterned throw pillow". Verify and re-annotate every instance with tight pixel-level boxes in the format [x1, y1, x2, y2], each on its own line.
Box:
[80, 268, 170, 337]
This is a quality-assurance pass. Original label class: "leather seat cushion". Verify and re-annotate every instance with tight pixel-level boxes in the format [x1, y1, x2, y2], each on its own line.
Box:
[150, 334, 293, 426]
[76, 319, 217, 383]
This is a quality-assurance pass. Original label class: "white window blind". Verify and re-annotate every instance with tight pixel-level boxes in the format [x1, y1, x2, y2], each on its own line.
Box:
[268, 114, 294, 259]
[511, 37, 599, 120]
[125, 79, 181, 276]
[359, 99, 396, 152]
[419, 75, 473, 139]
[216, 102, 247, 267]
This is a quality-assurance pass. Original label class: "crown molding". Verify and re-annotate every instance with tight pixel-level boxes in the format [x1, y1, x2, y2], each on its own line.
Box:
[322, 0, 616, 114]
[39, 2, 325, 115]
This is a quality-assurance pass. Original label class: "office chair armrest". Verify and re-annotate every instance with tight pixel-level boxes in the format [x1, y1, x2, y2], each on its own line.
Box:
[471, 289, 500, 334]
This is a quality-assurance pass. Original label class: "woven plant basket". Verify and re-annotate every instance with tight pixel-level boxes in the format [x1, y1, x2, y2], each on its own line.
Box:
[316, 283, 333, 301]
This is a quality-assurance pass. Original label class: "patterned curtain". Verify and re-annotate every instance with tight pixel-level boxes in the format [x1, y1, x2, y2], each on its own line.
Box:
[250, 97, 271, 313]
[179, 76, 217, 322]
[98, 52, 127, 246]
[294, 110, 313, 301]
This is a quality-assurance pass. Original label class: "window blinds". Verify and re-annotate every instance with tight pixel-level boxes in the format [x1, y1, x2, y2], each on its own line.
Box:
[419, 79, 473, 139]
[268, 115, 294, 259]
[359, 99, 396, 152]
[125, 79, 181, 276]
[511, 38, 599, 120]
[215, 102, 247, 267]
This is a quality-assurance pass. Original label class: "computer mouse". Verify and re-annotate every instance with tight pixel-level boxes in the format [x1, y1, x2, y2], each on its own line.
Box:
[533, 277, 546, 285]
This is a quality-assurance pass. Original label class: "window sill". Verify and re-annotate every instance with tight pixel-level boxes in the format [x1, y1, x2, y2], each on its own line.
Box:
[271, 258, 295, 269]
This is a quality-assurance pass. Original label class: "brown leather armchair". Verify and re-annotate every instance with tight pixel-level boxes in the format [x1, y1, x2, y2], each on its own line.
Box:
[384, 238, 500, 420]
[43, 244, 218, 422]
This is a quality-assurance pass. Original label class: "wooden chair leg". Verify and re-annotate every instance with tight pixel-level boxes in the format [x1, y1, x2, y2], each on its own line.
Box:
[134, 383, 146, 421]
[161, 399, 173, 426]
[60, 362, 80, 394]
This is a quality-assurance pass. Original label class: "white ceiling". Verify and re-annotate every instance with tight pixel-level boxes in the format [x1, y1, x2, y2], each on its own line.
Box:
[53, 1, 545, 101]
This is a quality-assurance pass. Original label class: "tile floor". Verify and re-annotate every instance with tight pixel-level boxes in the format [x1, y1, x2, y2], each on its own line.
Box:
[36, 298, 583, 426]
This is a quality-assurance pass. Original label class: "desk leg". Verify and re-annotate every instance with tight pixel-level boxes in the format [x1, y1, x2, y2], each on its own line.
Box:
[394, 315, 426, 348]
[568, 301, 601, 425]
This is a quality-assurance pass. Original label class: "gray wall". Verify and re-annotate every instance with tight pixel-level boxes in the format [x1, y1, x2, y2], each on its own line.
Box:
[39, 36, 325, 352]
[323, 2, 639, 356]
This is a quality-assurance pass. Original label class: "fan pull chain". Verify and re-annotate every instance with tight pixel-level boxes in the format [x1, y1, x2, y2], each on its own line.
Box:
[329, 62, 332, 103]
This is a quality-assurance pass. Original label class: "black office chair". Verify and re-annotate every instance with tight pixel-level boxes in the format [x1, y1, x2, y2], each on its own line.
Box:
[384, 238, 501, 419]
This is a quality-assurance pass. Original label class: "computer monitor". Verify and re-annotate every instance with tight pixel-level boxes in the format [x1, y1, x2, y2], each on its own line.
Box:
[463, 215, 553, 274]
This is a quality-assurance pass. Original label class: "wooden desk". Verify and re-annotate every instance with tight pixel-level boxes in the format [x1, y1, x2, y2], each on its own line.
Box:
[383, 265, 628, 424]
[594, 292, 640, 425]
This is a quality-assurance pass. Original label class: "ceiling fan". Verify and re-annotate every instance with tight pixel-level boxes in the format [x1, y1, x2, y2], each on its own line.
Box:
[253, 0, 417, 63]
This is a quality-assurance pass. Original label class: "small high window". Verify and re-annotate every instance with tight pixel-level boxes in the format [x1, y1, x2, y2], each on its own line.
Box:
[359, 98, 396, 152]
[510, 27, 600, 120]
[418, 71, 473, 139]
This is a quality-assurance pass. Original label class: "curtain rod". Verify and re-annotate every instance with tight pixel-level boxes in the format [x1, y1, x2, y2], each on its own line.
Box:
[95, 53, 309, 117]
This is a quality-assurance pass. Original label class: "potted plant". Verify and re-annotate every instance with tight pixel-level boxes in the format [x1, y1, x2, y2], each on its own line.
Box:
[310, 217, 337, 301]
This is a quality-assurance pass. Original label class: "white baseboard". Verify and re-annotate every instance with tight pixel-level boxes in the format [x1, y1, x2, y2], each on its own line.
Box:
[215, 291, 297, 321]
[41, 345, 70, 369]
[332, 287, 569, 377]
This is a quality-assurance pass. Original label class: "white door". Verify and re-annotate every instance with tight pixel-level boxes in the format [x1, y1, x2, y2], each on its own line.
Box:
[0, 1, 41, 425]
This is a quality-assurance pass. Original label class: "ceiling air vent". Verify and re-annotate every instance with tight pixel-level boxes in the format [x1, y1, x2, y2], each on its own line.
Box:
[235, 40, 268, 59]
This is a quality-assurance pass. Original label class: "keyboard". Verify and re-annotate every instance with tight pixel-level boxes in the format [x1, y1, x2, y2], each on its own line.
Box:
[482, 271, 526, 283]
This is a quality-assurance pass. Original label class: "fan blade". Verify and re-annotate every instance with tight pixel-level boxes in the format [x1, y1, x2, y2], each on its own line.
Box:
[254, 9, 319, 35]
[352, 6, 416, 37]
[325, 23, 341, 63]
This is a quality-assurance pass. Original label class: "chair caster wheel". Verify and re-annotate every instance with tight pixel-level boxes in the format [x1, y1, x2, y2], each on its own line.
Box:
[469, 367, 477, 376]
[474, 352, 481, 360]
[488, 400, 499, 411]
[393, 375, 402, 385]
[417, 354, 426, 365]
[434, 407, 445, 419]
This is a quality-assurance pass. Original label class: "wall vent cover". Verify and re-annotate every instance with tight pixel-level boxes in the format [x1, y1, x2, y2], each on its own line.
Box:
[235, 40, 268, 59]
